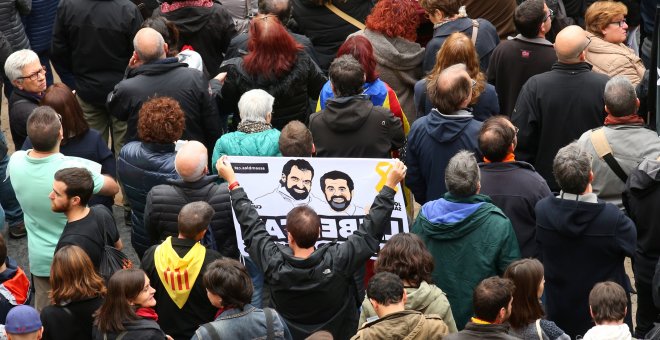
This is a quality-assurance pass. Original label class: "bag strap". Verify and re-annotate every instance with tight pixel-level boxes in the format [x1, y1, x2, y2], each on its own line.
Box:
[264, 307, 274, 340]
[116, 332, 127, 340]
[589, 127, 628, 183]
[325, 0, 365, 30]
[535, 319, 543, 339]
[202, 323, 222, 340]
[471, 19, 480, 45]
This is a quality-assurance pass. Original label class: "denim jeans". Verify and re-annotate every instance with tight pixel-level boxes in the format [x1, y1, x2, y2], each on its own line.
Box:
[243, 256, 264, 308]
[0, 131, 23, 228]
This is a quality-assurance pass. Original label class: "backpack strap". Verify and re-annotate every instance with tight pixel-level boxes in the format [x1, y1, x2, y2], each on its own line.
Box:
[264, 307, 274, 340]
[116, 332, 127, 340]
[589, 127, 628, 183]
[325, 0, 366, 30]
[471, 19, 480, 45]
[202, 323, 222, 340]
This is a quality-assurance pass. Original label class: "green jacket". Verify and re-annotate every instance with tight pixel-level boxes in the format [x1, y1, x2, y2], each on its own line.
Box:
[359, 281, 458, 333]
[211, 129, 281, 174]
[411, 193, 520, 330]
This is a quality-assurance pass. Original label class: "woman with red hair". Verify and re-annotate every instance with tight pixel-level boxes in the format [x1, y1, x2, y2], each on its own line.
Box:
[348, 0, 424, 123]
[316, 35, 409, 136]
[221, 14, 326, 130]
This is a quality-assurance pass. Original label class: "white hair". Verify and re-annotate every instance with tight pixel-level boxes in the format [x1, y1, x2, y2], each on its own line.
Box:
[4, 49, 40, 82]
[238, 89, 275, 123]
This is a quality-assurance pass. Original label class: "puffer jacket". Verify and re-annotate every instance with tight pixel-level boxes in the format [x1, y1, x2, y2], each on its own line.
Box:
[117, 142, 178, 259]
[144, 176, 240, 259]
[359, 281, 457, 333]
[349, 29, 424, 123]
[155, 3, 237, 76]
[23, 0, 58, 52]
[220, 54, 326, 130]
[210, 128, 281, 173]
[0, 0, 30, 50]
[291, 0, 372, 72]
[585, 33, 646, 86]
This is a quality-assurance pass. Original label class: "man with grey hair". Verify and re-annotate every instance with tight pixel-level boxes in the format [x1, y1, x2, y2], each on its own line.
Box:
[144, 140, 237, 259]
[576, 76, 660, 209]
[309, 55, 404, 158]
[512, 25, 609, 192]
[412, 150, 520, 330]
[535, 142, 636, 338]
[107, 27, 221, 149]
[406, 64, 482, 204]
[211, 89, 281, 173]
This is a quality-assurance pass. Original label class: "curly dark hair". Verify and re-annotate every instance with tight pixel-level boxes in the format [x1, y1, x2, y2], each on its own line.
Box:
[374, 233, 434, 286]
[137, 96, 185, 144]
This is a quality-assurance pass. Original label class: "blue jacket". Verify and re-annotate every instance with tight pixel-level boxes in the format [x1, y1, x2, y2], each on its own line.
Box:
[405, 109, 482, 204]
[117, 142, 178, 258]
[22, 0, 58, 52]
[423, 17, 499, 73]
[192, 305, 292, 340]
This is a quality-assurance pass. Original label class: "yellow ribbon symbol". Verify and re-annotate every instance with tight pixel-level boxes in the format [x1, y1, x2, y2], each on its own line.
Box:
[375, 161, 397, 192]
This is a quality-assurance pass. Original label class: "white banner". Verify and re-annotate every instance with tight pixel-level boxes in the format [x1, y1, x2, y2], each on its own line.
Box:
[228, 156, 409, 256]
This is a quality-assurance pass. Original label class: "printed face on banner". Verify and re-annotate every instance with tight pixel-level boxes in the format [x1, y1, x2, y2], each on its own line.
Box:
[231, 156, 409, 257]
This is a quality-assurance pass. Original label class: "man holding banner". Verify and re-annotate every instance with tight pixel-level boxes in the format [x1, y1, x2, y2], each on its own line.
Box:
[216, 155, 406, 340]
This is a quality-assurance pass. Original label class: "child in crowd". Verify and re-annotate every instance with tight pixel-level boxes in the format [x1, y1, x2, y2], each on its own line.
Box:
[582, 282, 632, 340]
[0, 234, 30, 323]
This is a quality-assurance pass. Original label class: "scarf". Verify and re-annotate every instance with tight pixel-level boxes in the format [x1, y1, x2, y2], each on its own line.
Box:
[604, 114, 645, 126]
[160, 0, 212, 13]
[237, 120, 272, 134]
[136, 307, 159, 321]
[154, 237, 206, 309]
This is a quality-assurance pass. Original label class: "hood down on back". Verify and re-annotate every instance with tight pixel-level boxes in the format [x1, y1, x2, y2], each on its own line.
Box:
[538, 196, 606, 238]
[424, 109, 477, 144]
[415, 194, 494, 241]
[321, 95, 376, 132]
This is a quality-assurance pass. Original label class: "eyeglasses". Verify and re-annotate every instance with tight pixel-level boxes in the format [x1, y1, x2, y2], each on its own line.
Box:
[544, 8, 554, 22]
[57, 113, 62, 122]
[18, 65, 47, 81]
[514, 126, 519, 134]
[609, 19, 626, 27]
[574, 36, 592, 58]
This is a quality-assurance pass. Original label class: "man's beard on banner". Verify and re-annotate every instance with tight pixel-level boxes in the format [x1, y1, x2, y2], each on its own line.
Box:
[327, 195, 351, 212]
[281, 180, 310, 200]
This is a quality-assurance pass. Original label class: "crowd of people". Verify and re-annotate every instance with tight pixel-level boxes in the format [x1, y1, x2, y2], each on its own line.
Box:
[0, 0, 658, 339]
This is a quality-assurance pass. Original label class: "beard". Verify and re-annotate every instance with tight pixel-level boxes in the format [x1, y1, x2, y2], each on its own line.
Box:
[327, 195, 351, 212]
[282, 181, 310, 200]
[51, 202, 69, 213]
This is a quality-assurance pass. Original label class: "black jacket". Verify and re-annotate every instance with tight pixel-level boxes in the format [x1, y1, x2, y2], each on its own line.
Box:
[511, 62, 609, 192]
[479, 161, 552, 258]
[0, 0, 30, 50]
[93, 318, 167, 340]
[535, 195, 636, 338]
[51, 0, 142, 106]
[8, 89, 40, 150]
[107, 59, 221, 147]
[291, 0, 372, 72]
[220, 54, 326, 130]
[224, 30, 319, 67]
[141, 237, 223, 340]
[230, 186, 396, 340]
[444, 322, 519, 340]
[155, 3, 236, 76]
[144, 175, 239, 259]
[41, 297, 104, 340]
[309, 95, 404, 158]
[624, 157, 660, 283]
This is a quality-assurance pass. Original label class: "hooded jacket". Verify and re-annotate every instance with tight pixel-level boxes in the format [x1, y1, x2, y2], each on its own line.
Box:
[535, 194, 636, 338]
[155, 3, 236, 76]
[412, 193, 520, 330]
[309, 95, 405, 158]
[0, 257, 30, 324]
[220, 54, 326, 130]
[107, 59, 221, 148]
[423, 17, 499, 73]
[359, 281, 458, 333]
[352, 310, 449, 340]
[623, 157, 660, 283]
[211, 128, 281, 169]
[405, 109, 482, 204]
[349, 29, 424, 123]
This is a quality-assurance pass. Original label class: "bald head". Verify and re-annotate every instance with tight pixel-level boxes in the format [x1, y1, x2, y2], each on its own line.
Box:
[428, 63, 472, 114]
[175, 141, 208, 182]
[555, 25, 589, 63]
[133, 28, 166, 64]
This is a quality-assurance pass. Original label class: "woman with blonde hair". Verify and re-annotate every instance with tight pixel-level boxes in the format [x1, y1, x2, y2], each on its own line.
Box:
[40, 245, 107, 340]
[584, 1, 645, 85]
[414, 32, 499, 121]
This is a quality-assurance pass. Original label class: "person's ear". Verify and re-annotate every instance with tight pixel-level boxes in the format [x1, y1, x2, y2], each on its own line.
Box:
[71, 195, 81, 206]
[266, 112, 272, 124]
[281, 173, 286, 182]
[497, 307, 506, 322]
[588, 170, 594, 184]
[163, 42, 169, 56]
[11, 79, 22, 90]
[589, 305, 595, 319]
[311, 143, 316, 157]
[402, 289, 408, 304]
[132, 50, 139, 62]
[604, 105, 611, 115]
